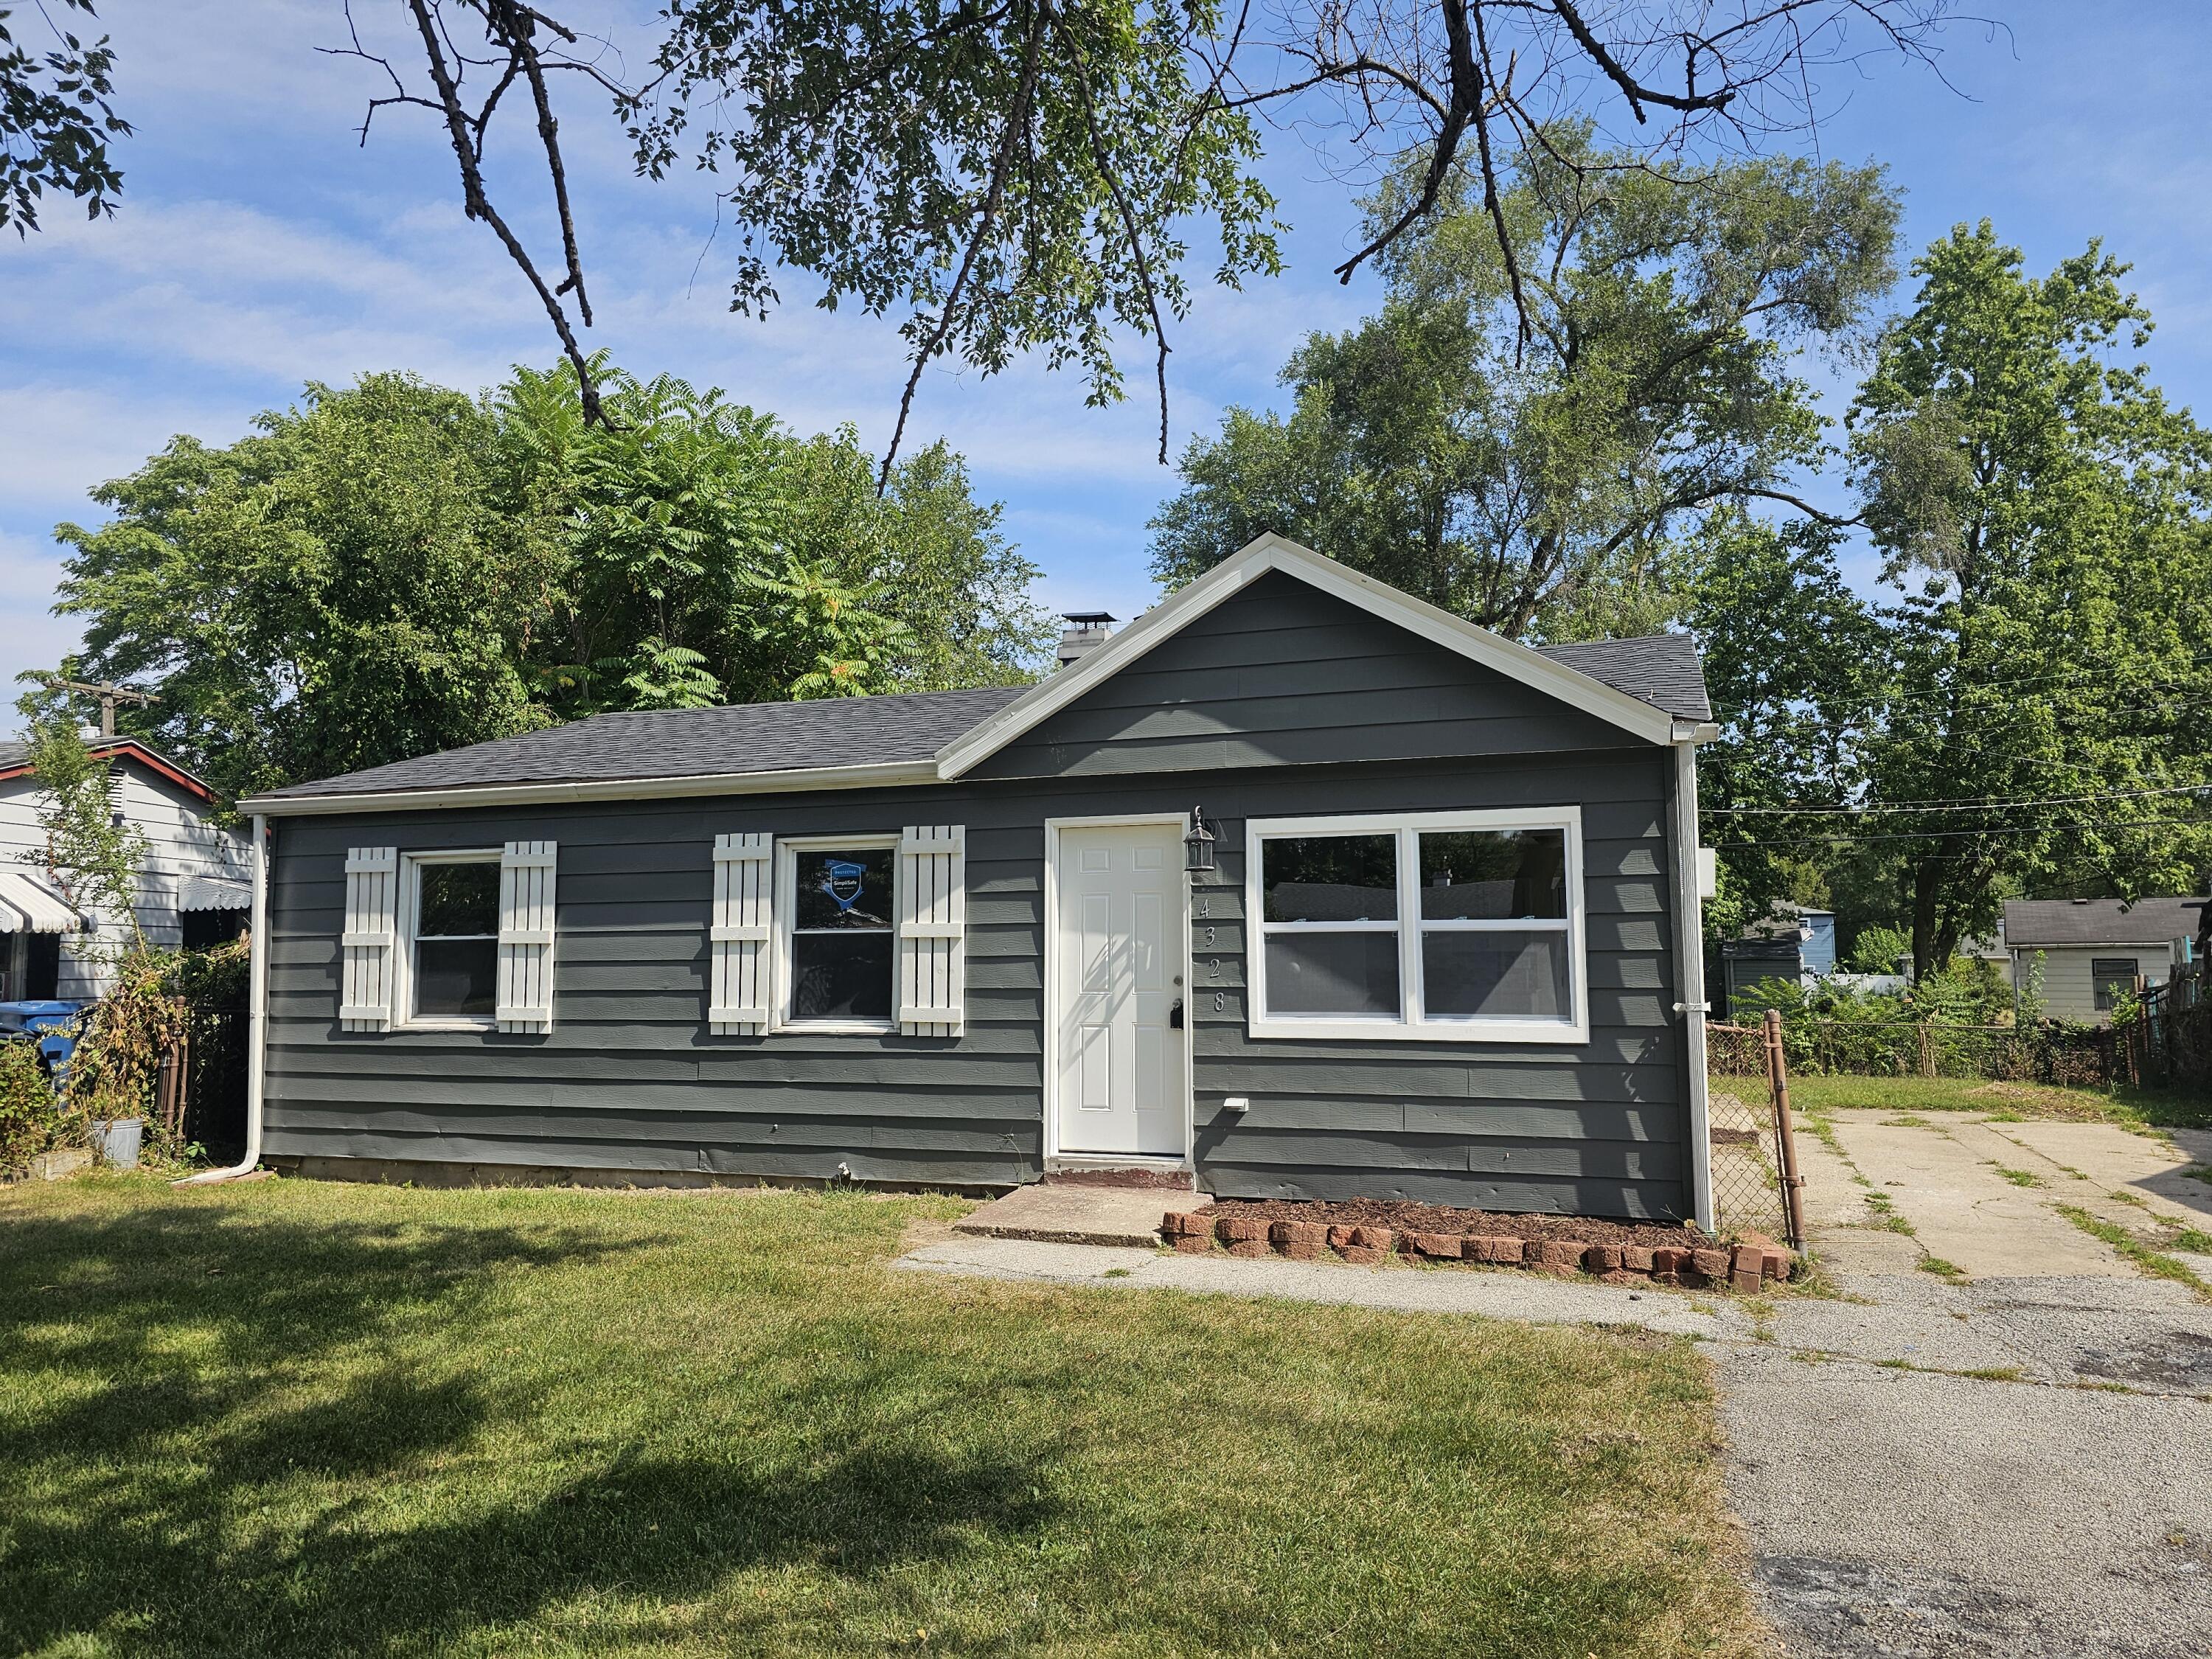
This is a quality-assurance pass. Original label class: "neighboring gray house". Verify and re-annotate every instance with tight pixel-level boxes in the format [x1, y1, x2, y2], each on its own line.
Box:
[0, 737, 251, 999]
[1719, 902, 1842, 1014]
[2003, 897, 2210, 1023]
[236, 537, 1724, 1225]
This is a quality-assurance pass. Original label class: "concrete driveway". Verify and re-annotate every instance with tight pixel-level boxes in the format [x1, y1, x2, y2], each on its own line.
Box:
[1724, 1105, 2212, 1658]
[901, 1108, 2212, 1657]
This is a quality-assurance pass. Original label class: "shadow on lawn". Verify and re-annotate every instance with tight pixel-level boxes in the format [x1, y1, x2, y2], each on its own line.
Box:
[1, 1200, 1057, 1655]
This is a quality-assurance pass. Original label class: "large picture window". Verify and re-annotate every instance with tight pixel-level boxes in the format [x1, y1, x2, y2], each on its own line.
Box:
[1248, 809, 1587, 1043]
[779, 839, 897, 1029]
[404, 852, 501, 1025]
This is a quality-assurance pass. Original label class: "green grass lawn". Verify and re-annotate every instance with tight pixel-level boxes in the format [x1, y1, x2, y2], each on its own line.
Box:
[1, 1173, 1761, 1659]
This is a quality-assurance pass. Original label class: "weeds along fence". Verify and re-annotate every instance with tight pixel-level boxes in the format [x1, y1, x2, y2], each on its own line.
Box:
[1706, 1015, 2118, 1088]
[158, 1006, 249, 1161]
[2125, 966, 2211, 1093]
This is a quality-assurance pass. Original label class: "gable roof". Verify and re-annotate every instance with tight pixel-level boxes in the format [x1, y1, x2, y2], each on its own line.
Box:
[243, 537, 1712, 815]
[2003, 897, 2208, 950]
[0, 736, 219, 804]
[936, 535, 1696, 775]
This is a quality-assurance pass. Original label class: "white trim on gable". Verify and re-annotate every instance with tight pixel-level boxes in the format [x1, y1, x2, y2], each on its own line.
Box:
[931, 534, 1680, 779]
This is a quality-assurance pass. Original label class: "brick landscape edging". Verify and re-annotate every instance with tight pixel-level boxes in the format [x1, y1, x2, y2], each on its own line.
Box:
[1160, 1211, 1793, 1289]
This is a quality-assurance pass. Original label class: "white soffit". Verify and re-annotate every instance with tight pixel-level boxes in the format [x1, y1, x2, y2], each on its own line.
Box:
[933, 533, 1679, 779]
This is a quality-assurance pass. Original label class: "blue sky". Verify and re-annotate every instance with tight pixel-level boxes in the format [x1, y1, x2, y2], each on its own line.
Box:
[4, 1, 2209, 723]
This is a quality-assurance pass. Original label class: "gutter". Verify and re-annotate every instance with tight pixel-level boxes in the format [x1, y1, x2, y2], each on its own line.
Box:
[1669, 730, 1717, 1234]
[240, 758, 939, 818]
[174, 813, 268, 1186]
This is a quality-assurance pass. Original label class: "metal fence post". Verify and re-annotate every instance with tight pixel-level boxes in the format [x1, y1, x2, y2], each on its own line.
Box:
[1763, 1007, 1807, 1250]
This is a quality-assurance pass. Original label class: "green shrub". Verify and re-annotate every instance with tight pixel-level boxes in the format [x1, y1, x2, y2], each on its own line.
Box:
[0, 1033, 77, 1175]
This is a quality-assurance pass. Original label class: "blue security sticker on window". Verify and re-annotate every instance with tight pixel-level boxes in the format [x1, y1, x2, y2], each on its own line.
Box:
[819, 859, 870, 912]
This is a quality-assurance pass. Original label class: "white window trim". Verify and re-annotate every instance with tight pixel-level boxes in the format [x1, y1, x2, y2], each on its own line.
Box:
[394, 848, 503, 1032]
[773, 832, 901, 1034]
[1245, 806, 1590, 1045]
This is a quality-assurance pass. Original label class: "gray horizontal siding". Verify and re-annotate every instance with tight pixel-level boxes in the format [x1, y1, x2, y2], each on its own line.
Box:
[973, 570, 1635, 781]
[265, 746, 1687, 1216]
[265, 572, 1690, 1217]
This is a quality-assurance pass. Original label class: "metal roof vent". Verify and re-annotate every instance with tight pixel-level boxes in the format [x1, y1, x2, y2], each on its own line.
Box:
[1057, 611, 1117, 669]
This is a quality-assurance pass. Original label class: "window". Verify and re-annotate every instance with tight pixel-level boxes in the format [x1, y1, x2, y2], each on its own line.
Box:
[406, 853, 500, 1025]
[2092, 958, 2140, 1013]
[1247, 808, 1586, 1043]
[780, 839, 897, 1029]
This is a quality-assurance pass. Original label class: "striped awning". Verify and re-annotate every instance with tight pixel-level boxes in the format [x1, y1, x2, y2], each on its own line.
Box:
[0, 870, 85, 933]
[178, 874, 251, 913]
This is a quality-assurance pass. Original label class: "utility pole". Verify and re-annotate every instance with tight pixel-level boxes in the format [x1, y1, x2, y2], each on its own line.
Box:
[40, 676, 159, 737]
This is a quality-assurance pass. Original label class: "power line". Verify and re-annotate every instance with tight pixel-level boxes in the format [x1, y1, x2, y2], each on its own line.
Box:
[1713, 812, 2212, 850]
[1705, 781, 2212, 816]
[1705, 644, 2212, 721]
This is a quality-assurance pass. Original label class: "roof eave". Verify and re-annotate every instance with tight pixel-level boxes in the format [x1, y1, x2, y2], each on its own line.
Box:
[240, 757, 942, 818]
[0, 737, 220, 805]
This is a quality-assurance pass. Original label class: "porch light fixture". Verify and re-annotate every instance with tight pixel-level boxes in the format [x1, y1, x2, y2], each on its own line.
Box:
[1183, 807, 1216, 876]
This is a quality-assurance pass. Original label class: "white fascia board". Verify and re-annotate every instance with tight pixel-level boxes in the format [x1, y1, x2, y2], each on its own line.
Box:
[933, 532, 1677, 779]
[240, 758, 939, 818]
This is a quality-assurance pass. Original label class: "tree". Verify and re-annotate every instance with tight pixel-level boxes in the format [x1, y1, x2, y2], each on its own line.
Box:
[52, 373, 552, 801]
[1150, 133, 1898, 638]
[13, 684, 149, 966]
[324, 0, 1955, 465]
[1716, 224, 2212, 980]
[491, 358, 1051, 714]
[47, 364, 1053, 799]
[1685, 509, 1885, 941]
[1, 0, 127, 235]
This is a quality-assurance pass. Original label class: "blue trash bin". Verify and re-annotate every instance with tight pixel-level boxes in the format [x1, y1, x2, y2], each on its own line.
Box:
[0, 999, 91, 1096]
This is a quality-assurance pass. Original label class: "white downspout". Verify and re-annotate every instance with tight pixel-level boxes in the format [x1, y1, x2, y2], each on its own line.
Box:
[175, 813, 267, 1186]
[1670, 734, 1716, 1234]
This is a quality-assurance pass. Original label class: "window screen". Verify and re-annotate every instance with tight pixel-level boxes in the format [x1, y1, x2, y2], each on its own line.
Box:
[1260, 835, 1400, 1017]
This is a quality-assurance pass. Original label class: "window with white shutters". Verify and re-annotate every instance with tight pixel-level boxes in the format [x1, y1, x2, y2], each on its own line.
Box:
[710, 832, 773, 1034]
[897, 824, 966, 1036]
[495, 840, 557, 1033]
[340, 846, 398, 1032]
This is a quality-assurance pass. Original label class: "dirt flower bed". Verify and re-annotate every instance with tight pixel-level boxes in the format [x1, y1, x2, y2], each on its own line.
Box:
[1203, 1198, 1706, 1251]
[1163, 1200, 1794, 1292]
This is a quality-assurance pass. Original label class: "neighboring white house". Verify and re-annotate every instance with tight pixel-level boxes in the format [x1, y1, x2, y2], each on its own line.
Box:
[0, 737, 252, 1000]
[2002, 897, 2211, 1024]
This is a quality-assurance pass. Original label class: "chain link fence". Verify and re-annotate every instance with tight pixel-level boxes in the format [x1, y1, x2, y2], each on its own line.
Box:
[1706, 1074, 1793, 1242]
[1712, 1014, 2117, 1086]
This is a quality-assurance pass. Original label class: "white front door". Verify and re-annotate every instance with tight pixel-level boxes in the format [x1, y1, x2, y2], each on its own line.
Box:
[1053, 822, 1186, 1158]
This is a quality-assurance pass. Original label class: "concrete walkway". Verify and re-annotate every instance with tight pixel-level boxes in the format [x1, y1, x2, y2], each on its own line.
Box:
[899, 1110, 2212, 1657]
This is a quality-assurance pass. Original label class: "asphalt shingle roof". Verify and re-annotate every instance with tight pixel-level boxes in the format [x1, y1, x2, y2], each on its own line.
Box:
[260, 631, 1711, 801]
[258, 686, 1031, 800]
[1536, 633, 1711, 722]
[2002, 897, 2209, 949]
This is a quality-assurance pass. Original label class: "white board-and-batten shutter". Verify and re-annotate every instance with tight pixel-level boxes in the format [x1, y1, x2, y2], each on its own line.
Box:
[340, 847, 398, 1032]
[495, 841, 558, 1033]
[710, 833, 772, 1034]
[897, 825, 966, 1036]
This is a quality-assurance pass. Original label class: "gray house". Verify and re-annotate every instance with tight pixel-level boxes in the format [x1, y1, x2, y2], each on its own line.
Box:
[231, 538, 1722, 1225]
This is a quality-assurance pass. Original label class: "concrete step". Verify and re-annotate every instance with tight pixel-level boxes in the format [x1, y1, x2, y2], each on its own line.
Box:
[954, 1183, 1209, 1248]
